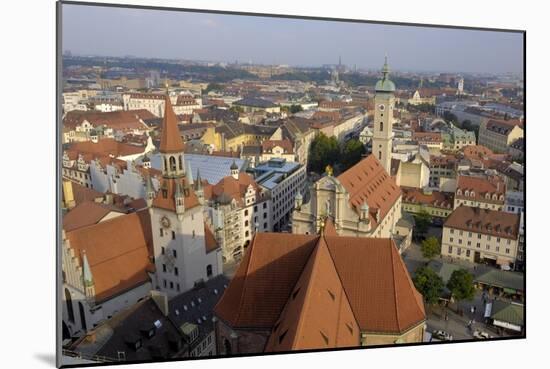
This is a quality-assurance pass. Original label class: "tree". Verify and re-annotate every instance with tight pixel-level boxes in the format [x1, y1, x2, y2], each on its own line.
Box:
[413, 267, 445, 304]
[421, 236, 441, 259]
[443, 111, 459, 125]
[204, 83, 224, 94]
[340, 138, 366, 171]
[412, 210, 431, 240]
[229, 105, 244, 114]
[289, 104, 303, 114]
[447, 269, 475, 304]
[308, 133, 340, 174]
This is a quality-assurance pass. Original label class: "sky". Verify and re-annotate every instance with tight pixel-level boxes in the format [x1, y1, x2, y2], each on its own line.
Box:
[62, 4, 524, 75]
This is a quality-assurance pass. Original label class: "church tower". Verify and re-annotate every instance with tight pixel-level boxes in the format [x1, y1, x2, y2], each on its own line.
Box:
[372, 57, 396, 173]
[149, 93, 222, 297]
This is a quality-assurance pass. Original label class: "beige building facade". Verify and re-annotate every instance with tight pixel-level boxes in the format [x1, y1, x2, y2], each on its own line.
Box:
[441, 206, 520, 268]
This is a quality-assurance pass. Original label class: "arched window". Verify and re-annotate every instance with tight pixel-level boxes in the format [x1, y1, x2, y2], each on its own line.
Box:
[65, 288, 75, 323]
[380, 122, 384, 131]
[224, 338, 232, 355]
[206, 264, 213, 277]
[163, 157, 167, 172]
[178, 156, 183, 171]
[78, 302, 87, 331]
[169, 156, 177, 171]
[378, 150, 382, 160]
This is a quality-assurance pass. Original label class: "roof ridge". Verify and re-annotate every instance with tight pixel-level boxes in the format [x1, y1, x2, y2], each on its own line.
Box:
[390, 239, 426, 332]
[233, 233, 257, 326]
[389, 239, 401, 332]
[291, 236, 325, 349]
[323, 234, 362, 331]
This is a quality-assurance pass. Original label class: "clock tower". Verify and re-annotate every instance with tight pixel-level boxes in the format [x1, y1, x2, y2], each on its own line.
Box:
[372, 56, 396, 174]
[149, 94, 222, 297]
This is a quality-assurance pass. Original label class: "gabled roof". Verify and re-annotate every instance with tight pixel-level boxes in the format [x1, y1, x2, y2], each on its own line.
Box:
[204, 222, 220, 254]
[65, 210, 154, 303]
[204, 172, 259, 206]
[444, 206, 519, 239]
[336, 155, 402, 228]
[63, 201, 125, 232]
[261, 139, 294, 154]
[265, 237, 359, 351]
[214, 231, 425, 338]
[67, 138, 145, 158]
[159, 96, 185, 154]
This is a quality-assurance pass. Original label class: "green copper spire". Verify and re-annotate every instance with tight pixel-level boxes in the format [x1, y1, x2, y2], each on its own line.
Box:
[375, 55, 396, 93]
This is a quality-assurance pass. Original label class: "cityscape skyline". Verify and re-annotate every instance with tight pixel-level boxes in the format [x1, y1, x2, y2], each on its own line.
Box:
[62, 4, 524, 76]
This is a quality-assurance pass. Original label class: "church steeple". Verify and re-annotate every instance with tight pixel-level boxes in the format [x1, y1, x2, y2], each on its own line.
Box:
[159, 92, 186, 179]
[372, 56, 396, 174]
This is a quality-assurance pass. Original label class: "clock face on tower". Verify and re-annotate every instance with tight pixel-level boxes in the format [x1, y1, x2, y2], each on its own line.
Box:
[378, 104, 385, 111]
[160, 216, 171, 229]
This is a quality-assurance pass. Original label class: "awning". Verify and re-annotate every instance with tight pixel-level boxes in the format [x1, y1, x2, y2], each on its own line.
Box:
[493, 320, 522, 332]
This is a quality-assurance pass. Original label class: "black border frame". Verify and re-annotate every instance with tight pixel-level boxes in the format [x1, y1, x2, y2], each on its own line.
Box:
[56, 1, 526, 368]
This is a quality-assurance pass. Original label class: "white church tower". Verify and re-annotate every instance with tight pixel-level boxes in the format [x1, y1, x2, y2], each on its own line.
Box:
[371, 56, 396, 174]
[148, 93, 222, 298]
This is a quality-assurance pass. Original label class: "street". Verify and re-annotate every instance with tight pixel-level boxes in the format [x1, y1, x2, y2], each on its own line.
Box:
[402, 225, 517, 341]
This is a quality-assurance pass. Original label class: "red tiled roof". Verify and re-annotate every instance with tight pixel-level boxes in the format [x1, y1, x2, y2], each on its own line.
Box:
[214, 232, 425, 336]
[456, 175, 506, 204]
[63, 110, 152, 131]
[68, 138, 145, 158]
[412, 132, 442, 143]
[402, 187, 454, 209]
[204, 222, 220, 254]
[337, 155, 402, 228]
[63, 201, 125, 232]
[205, 173, 259, 206]
[65, 210, 153, 302]
[265, 236, 358, 351]
[153, 177, 200, 212]
[261, 139, 294, 154]
[159, 96, 185, 154]
[444, 206, 519, 239]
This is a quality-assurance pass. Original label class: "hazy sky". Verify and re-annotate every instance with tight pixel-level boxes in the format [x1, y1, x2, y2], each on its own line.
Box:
[62, 4, 524, 75]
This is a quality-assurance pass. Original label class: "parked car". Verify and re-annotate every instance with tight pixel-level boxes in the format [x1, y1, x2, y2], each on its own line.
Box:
[473, 330, 492, 339]
[432, 330, 453, 341]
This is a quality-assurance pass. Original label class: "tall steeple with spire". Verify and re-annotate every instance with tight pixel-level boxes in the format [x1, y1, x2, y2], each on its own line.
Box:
[372, 56, 396, 173]
[148, 87, 222, 298]
[159, 92, 186, 179]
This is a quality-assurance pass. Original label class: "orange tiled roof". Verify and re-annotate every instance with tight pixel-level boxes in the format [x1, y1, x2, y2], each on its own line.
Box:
[65, 210, 153, 302]
[444, 206, 519, 239]
[337, 155, 402, 228]
[153, 177, 200, 212]
[402, 187, 454, 209]
[205, 173, 259, 206]
[214, 231, 425, 337]
[63, 201, 125, 232]
[456, 175, 506, 204]
[261, 139, 294, 154]
[67, 138, 145, 158]
[159, 96, 185, 154]
[204, 222, 220, 254]
[63, 109, 152, 130]
[265, 236, 359, 351]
